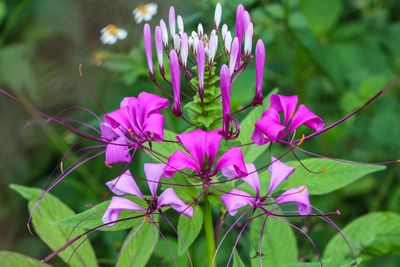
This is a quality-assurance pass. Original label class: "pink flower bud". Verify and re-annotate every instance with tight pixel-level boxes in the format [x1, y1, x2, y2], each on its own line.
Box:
[209, 34, 218, 63]
[155, 26, 163, 68]
[177, 15, 184, 34]
[160, 19, 168, 47]
[244, 23, 253, 56]
[143, 24, 153, 75]
[197, 41, 205, 99]
[214, 3, 222, 29]
[181, 33, 188, 66]
[229, 37, 239, 75]
[169, 6, 176, 37]
[253, 39, 265, 105]
[170, 50, 181, 117]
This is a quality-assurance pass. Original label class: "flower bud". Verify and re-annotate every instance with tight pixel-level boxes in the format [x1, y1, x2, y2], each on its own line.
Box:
[197, 41, 205, 99]
[244, 23, 253, 57]
[154, 26, 163, 68]
[214, 3, 222, 29]
[229, 37, 239, 75]
[181, 33, 188, 67]
[198, 23, 204, 36]
[143, 24, 153, 75]
[169, 6, 176, 37]
[170, 50, 182, 117]
[253, 39, 265, 105]
[209, 34, 218, 63]
[224, 31, 232, 53]
[177, 15, 184, 34]
[160, 19, 169, 47]
[221, 24, 228, 40]
[173, 34, 181, 52]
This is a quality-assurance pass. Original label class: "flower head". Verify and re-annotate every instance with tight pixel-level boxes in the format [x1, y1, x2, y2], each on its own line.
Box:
[221, 157, 311, 216]
[102, 163, 193, 226]
[100, 25, 127, 45]
[252, 94, 325, 145]
[165, 129, 247, 179]
[102, 92, 169, 164]
[133, 3, 158, 24]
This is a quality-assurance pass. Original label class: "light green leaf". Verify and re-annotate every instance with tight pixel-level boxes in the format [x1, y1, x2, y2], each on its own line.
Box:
[177, 205, 203, 256]
[117, 220, 159, 267]
[300, 0, 342, 36]
[233, 250, 246, 267]
[283, 262, 329, 267]
[151, 130, 182, 159]
[10, 184, 98, 267]
[52, 195, 147, 232]
[250, 214, 298, 267]
[0, 251, 51, 267]
[237, 89, 278, 162]
[280, 158, 385, 195]
[324, 212, 400, 267]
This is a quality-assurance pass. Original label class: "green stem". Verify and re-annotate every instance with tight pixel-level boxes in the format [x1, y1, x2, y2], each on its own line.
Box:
[203, 189, 216, 267]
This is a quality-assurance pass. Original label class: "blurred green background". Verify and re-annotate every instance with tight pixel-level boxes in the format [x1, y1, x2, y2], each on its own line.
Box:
[0, 0, 399, 266]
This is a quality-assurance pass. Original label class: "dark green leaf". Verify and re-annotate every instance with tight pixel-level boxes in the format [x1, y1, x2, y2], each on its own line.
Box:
[233, 249, 246, 267]
[280, 158, 385, 195]
[324, 212, 400, 267]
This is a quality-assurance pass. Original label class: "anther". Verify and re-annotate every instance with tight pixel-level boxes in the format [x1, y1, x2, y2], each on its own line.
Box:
[79, 64, 83, 77]
[322, 166, 327, 173]
[105, 162, 112, 169]
[297, 134, 305, 146]
[144, 216, 149, 224]
[397, 159, 400, 163]
[298, 185, 307, 193]
[60, 161, 64, 174]
[290, 110, 294, 119]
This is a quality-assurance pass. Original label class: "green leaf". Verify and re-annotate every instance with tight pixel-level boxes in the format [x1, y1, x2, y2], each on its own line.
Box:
[177, 205, 203, 256]
[237, 89, 278, 162]
[324, 212, 400, 266]
[280, 158, 385, 195]
[151, 130, 181, 158]
[0, 251, 51, 267]
[283, 262, 329, 267]
[10, 184, 98, 267]
[117, 221, 159, 267]
[250, 214, 298, 267]
[233, 250, 246, 267]
[52, 195, 147, 232]
[300, 0, 342, 36]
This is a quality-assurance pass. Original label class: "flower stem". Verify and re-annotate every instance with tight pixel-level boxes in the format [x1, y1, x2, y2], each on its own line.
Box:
[203, 190, 216, 267]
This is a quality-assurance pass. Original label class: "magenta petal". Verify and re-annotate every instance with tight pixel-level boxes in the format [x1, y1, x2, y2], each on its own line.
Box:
[106, 170, 144, 199]
[165, 149, 200, 178]
[105, 106, 131, 131]
[197, 41, 206, 96]
[221, 189, 255, 216]
[270, 94, 298, 126]
[144, 163, 166, 198]
[100, 122, 119, 140]
[220, 64, 231, 118]
[102, 196, 146, 225]
[254, 109, 286, 143]
[170, 49, 182, 117]
[215, 147, 247, 177]
[142, 113, 164, 141]
[138, 92, 169, 120]
[105, 137, 131, 164]
[254, 40, 265, 105]
[143, 24, 153, 74]
[288, 104, 325, 134]
[267, 157, 295, 195]
[221, 163, 260, 194]
[157, 188, 193, 217]
[251, 126, 269, 146]
[275, 186, 311, 215]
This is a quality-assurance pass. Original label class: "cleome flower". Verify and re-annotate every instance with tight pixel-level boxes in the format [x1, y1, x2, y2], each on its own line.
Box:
[102, 163, 193, 226]
[100, 24, 127, 45]
[164, 129, 247, 180]
[252, 94, 325, 145]
[101, 91, 169, 164]
[133, 3, 158, 24]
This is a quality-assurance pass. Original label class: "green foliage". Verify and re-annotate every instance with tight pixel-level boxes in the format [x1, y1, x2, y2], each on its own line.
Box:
[116, 221, 159, 267]
[324, 212, 400, 266]
[177, 205, 203, 256]
[10, 184, 98, 267]
[280, 158, 386, 195]
[250, 214, 298, 267]
[0, 251, 51, 267]
[233, 250, 246, 267]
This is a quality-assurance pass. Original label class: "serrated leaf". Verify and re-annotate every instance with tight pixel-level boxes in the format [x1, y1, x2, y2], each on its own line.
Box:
[324, 212, 400, 267]
[177, 205, 203, 256]
[280, 158, 385, 195]
[117, 220, 159, 267]
[0, 251, 51, 267]
[250, 213, 298, 267]
[10, 184, 98, 267]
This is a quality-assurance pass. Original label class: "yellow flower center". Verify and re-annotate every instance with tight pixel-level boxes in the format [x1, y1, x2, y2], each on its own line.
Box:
[106, 24, 119, 36]
[137, 5, 148, 14]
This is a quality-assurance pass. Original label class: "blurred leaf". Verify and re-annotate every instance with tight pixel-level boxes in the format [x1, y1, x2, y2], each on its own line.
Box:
[10, 184, 98, 267]
[52, 195, 147, 232]
[233, 250, 246, 267]
[117, 221, 159, 267]
[369, 112, 400, 145]
[300, 0, 342, 36]
[177, 205, 203, 256]
[324, 212, 400, 266]
[283, 262, 328, 267]
[151, 130, 181, 158]
[237, 89, 278, 162]
[358, 75, 387, 101]
[0, 2, 6, 24]
[250, 214, 298, 267]
[0, 251, 50, 267]
[280, 158, 386, 195]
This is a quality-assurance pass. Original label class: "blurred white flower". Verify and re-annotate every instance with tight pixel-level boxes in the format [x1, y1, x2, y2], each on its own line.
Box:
[133, 3, 158, 23]
[100, 24, 127, 45]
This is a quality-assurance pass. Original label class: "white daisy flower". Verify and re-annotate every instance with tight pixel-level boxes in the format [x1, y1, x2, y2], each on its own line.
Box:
[100, 24, 127, 45]
[133, 3, 158, 24]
